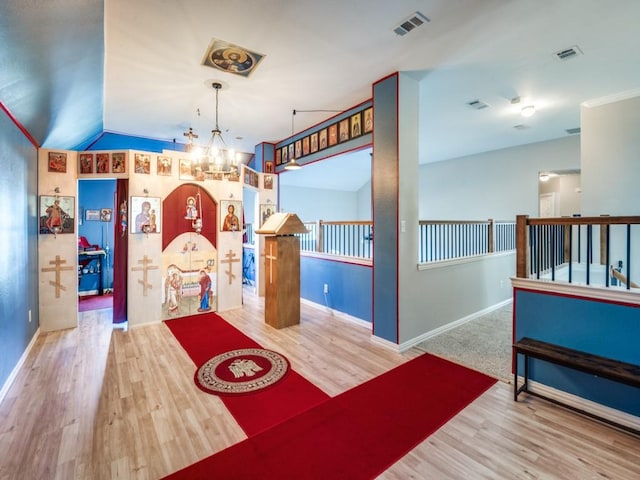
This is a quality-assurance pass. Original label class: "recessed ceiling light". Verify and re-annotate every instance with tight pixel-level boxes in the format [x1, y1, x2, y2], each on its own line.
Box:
[521, 105, 536, 117]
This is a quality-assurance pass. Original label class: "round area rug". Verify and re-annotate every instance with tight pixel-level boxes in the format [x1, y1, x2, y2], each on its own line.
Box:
[195, 348, 290, 396]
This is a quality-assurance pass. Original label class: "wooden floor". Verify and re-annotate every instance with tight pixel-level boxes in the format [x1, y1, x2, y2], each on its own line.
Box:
[1, 290, 639, 479]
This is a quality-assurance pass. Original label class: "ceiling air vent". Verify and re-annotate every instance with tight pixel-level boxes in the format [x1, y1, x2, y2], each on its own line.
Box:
[565, 127, 581, 135]
[554, 45, 583, 61]
[513, 124, 530, 130]
[467, 99, 489, 110]
[393, 11, 430, 36]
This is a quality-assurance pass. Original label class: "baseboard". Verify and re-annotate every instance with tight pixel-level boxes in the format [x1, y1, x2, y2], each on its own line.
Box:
[517, 376, 640, 433]
[300, 298, 372, 330]
[0, 327, 40, 405]
[398, 298, 513, 352]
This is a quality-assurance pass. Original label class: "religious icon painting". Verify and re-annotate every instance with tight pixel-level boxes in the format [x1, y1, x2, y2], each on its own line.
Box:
[363, 107, 373, 134]
[134, 153, 151, 174]
[351, 112, 362, 138]
[328, 124, 338, 147]
[294, 140, 302, 159]
[130, 196, 161, 234]
[220, 200, 242, 232]
[179, 158, 195, 180]
[302, 136, 310, 156]
[227, 166, 240, 182]
[202, 38, 265, 78]
[318, 128, 328, 150]
[48, 152, 67, 173]
[288, 144, 294, 161]
[263, 174, 273, 190]
[265, 160, 274, 173]
[79, 153, 94, 174]
[281, 146, 288, 164]
[275, 148, 282, 166]
[338, 118, 350, 143]
[39, 195, 75, 235]
[96, 153, 110, 173]
[260, 203, 275, 227]
[157, 156, 172, 176]
[310, 132, 319, 153]
[100, 208, 112, 222]
[112, 152, 126, 173]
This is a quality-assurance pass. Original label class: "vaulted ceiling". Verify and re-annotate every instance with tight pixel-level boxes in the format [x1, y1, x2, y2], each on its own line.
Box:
[2, 1, 640, 191]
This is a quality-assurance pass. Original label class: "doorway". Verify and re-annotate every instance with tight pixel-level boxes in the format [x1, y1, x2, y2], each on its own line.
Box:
[538, 169, 581, 217]
[78, 179, 116, 313]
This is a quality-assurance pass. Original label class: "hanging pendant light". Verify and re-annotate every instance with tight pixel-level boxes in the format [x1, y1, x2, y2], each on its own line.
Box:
[285, 109, 302, 171]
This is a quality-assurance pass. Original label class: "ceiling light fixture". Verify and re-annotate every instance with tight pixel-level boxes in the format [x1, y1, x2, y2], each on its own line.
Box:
[185, 82, 240, 178]
[539, 173, 550, 182]
[284, 109, 302, 171]
[521, 105, 536, 117]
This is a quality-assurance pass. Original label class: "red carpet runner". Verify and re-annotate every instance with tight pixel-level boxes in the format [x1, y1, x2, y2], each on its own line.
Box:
[78, 293, 113, 312]
[164, 351, 496, 480]
[165, 313, 329, 436]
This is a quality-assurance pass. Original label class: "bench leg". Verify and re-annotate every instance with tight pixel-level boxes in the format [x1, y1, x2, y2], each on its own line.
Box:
[514, 351, 518, 401]
[514, 352, 530, 401]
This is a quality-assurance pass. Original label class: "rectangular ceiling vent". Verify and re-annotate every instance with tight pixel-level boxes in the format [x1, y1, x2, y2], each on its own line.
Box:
[565, 127, 581, 135]
[467, 99, 489, 110]
[393, 11, 430, 36]
[554, 45, 583, 61]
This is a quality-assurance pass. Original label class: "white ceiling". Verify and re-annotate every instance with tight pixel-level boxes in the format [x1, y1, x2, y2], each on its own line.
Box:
[2, 0, 640, 192]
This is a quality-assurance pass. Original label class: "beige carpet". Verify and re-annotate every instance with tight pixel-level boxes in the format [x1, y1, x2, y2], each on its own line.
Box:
[415, 303, 512, 383]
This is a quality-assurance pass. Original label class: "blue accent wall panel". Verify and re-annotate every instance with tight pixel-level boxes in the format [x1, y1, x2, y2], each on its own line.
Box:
[86, 132, 187, 153]
[300, 257, 372, 322]
[514, 288, 640, 416]
[0, 108, 39, 389]
[372, 75, 399, 342]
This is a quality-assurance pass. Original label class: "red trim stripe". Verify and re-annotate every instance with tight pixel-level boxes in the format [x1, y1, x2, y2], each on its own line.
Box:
[0, 101, 39, 148]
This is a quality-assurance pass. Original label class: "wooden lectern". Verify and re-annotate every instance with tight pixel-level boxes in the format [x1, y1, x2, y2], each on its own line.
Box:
[255, 213, 309, 329]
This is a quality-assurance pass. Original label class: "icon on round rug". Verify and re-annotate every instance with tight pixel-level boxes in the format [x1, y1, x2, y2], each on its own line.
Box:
[196, 348, 290, 395]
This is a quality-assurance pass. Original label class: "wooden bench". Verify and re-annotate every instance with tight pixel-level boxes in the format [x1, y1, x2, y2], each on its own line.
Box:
[513, 337, 640, 435]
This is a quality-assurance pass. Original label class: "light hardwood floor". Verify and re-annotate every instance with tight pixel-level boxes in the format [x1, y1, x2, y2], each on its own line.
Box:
[1, 290, 639, 479]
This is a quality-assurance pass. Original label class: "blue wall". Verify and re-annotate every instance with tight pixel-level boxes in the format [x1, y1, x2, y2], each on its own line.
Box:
[514, 288, 640, 416]
[300, 256, 372, 322]
[0, 107, 39, 389]
[82, 132, 187, 153]
[78, 179, 116, 291]
[372, 74, 399, 342]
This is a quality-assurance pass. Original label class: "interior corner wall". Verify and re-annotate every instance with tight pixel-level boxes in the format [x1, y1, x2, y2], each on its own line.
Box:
[581, 95, 640, 216]
[0, 108, 39, 390]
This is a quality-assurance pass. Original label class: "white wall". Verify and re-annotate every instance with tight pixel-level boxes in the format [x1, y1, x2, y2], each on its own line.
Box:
[581, 95, 640, 282]
[581, 96, 640, 216]
[418, 135, 581, 220]
[356, 180, 372, 220]
[279, 185, 359, 222]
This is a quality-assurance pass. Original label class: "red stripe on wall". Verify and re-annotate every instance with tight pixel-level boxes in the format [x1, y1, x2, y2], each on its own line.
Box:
[0, 101, 39, 148]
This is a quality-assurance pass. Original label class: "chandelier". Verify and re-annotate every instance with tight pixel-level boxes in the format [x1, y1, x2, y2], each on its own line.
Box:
[185, 82, 240, 176]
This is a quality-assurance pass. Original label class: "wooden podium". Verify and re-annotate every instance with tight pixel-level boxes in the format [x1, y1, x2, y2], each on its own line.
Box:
[256, 213, 309, 329]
